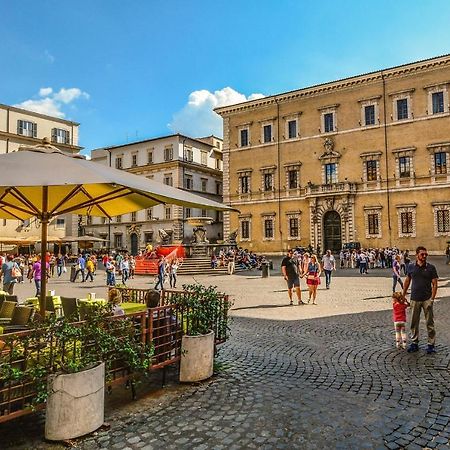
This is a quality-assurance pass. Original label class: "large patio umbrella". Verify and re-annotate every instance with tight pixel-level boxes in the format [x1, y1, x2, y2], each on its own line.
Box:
[0, 138, 236, 316]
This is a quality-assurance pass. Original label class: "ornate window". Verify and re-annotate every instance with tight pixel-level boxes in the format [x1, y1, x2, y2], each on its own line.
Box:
[324, 163, 337, 184]
[319, 104, 339, 133]
[260, 166, 276, 194]
[366, 160, 377, 181]
[237, 169, 252, 194]
[390, 89, 414, 122]
[239, 127, 250, 147]
[364, 206, 382, 239]
[261, 213, 275, 241]
[396, 204, 417, 238]
[284, 162, 301, 193]
[428, 142, 450, 182]
[286, 211, 301, 240]
[359, 96, 381, 127]
[131, 212, 137, 222]
[319, 138, 341, 184]
[260, 119, 275, 144]
[239, 214, 252, 241]
[432, 203, 450, 236]
[425, 82, 449, 116]
[393, 147, 416, 186]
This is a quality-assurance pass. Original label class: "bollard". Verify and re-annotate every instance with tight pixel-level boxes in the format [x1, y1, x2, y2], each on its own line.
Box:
[261, 262, 269, 278]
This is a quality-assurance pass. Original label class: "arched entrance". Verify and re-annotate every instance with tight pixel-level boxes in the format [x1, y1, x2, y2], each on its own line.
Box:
[323, 211, 342, 252]
[130, 233, 139, 256]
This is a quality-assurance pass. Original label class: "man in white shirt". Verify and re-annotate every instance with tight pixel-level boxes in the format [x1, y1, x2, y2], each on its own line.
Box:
[322, 249, 336, 289]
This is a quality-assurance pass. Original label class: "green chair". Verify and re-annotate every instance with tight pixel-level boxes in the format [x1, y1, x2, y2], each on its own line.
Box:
[0, 301, 16, 320]
[2, 306, 34, 332]
[60, 297, 79, 321]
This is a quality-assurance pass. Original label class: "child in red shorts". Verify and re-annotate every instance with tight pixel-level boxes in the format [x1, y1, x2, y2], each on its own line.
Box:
[392, 292, 410, 349]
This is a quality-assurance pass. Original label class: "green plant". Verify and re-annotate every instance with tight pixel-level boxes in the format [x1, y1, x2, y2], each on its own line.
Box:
[172, 283, 231, 337]
[0, 305, 153, 407]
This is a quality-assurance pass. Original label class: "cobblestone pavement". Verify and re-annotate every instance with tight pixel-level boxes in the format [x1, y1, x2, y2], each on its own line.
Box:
[2, 259, 450, 449]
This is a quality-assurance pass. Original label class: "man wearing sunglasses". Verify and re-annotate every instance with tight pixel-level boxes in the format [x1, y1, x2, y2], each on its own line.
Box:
[403, 246, 439, 354]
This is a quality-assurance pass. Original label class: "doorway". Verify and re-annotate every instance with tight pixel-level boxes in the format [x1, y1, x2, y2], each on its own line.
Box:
[130, 233, 139, 256]
[323, 211, 342, 252]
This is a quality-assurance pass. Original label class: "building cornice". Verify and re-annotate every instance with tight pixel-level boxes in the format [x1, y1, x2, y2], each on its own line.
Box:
[0, 103, 80, 126]
[215, 54, 450, 116]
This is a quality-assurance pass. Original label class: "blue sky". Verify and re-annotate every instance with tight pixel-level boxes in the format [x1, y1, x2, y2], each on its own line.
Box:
[2, 0, 450, 155]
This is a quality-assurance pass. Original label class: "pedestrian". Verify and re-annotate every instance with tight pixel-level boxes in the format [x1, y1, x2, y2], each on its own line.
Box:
[306, 254, 321, 305]
[322, 249, 336, 289]
[155, 255, 165, 290]
[74, 254, 86, 282]
[227, 251, 235, 275]
[392, 292, 410, 349]
[120, 255, 130, 284]
[129, 255, 135, 279]
[56, 253, 65, 277]
[0, 254, 18, 294]
[31, 255, 49, 297]
[403, 246, 439, 354]
[281, 249, 303, 306]
[169, 259, 178, 288]
[85, 256, 95, 282]
[105, 257, 116, 287]
[392, 254, 404, 292]
[359, 251, 368, 274]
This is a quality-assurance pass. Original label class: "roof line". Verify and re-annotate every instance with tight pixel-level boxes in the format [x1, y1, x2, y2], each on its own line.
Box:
[215, 53, 450, 114]
[0, 103, 80, 125]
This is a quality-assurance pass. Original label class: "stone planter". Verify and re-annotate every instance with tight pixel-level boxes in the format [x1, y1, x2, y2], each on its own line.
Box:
[45, 362, 105, 441]
[180, 330, 214, 382]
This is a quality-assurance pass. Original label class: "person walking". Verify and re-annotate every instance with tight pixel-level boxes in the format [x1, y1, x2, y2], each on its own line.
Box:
[281, 249, 303, 306]
[322, 249, 336, 289]
[402, 246, 439, 354]
[359, 251, 368, 274]
[168, 259, 179, 288]
[85, 256, 95, 282]
[120, 255, 130, 284]
[155, 256, 166, 290]
[105, 257, 116, 287]
[392, 254, 404, 292]
[31, 255, 49, 297]
[392, 292, 410, 349]
[306, 254, 321, 305]
[0, 255, 18, 294]
[74, 254, 86, 282]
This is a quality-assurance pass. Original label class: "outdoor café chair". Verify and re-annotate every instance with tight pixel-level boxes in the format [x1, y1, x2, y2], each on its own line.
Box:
[0, 301, 17, 320]
[2, 306, 34, 332]
[60, 297, 79, 321]
[45, 296, 63, 317]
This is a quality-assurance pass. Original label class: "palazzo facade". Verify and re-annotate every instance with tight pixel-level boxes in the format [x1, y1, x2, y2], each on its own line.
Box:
[215, 55, 450, 254]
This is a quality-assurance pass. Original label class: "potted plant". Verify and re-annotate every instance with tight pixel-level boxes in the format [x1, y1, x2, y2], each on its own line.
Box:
[0, 305, 153, 441]
[172, 283, 231, 382]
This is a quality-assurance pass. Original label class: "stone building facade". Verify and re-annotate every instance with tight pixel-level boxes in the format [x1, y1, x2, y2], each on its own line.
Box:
[83, 134, 223, 254]
[215, 55, 450, 254]
[0, 104, 82, 244]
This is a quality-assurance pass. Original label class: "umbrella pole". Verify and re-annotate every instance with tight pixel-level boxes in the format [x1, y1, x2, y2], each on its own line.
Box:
[39, 186, 49, 317]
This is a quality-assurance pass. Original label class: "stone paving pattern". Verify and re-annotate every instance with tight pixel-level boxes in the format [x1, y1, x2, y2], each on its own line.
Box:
[1, 258, 450, 449]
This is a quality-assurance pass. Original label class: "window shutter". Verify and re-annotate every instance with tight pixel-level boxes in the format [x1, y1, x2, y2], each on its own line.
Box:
[32, 122, 37, 138]
[17, 120, 23, 135]
[51, 128, 57, 142]
[65, 130, 70, 144]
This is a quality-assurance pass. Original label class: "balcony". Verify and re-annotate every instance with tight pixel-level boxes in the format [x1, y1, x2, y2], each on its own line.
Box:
[305, 181, 357, 197]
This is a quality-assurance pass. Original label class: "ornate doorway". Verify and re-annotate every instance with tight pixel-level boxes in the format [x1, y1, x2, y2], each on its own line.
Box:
[323, 211, 342, 252]
[130, 233, 139, 256]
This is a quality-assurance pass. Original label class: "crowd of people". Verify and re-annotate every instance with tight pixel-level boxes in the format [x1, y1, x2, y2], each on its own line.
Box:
[210, 247, 268, 274]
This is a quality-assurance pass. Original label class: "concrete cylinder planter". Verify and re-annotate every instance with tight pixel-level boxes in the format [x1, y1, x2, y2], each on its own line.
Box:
[180, 330, 214, 382]
[45, 362, 105, 441]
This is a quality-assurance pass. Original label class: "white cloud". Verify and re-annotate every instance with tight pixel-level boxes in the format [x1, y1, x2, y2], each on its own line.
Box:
[14, 87, 90, 118]
[169, 87, 265, 137]
[39, 87, 53, 97]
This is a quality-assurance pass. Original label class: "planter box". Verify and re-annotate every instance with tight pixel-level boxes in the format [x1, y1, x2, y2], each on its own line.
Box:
[45, 362, 105, 441]
[180, 331, 214, 382]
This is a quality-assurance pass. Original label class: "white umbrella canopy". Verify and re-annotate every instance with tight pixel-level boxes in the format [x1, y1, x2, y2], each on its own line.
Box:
[0, 139, 237, 314]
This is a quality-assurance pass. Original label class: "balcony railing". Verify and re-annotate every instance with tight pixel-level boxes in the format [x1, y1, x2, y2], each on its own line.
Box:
[305, 181, 357, 197]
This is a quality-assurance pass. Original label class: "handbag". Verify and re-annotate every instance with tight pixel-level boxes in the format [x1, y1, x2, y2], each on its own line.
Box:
[63, 266, 67, 273]
[11, 264, 21, 278]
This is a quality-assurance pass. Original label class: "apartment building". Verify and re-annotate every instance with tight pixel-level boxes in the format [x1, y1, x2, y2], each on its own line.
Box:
[215, 54, 450, 254]
[83, 134, 223, 254]
[0, 104, 82, 244]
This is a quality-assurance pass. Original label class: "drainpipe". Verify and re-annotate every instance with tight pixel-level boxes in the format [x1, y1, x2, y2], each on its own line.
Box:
[381, 72, 392, 246]
[106, 148, 112, 253]
[275, 98, 283, 253]
[182, 137, 187, 241]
